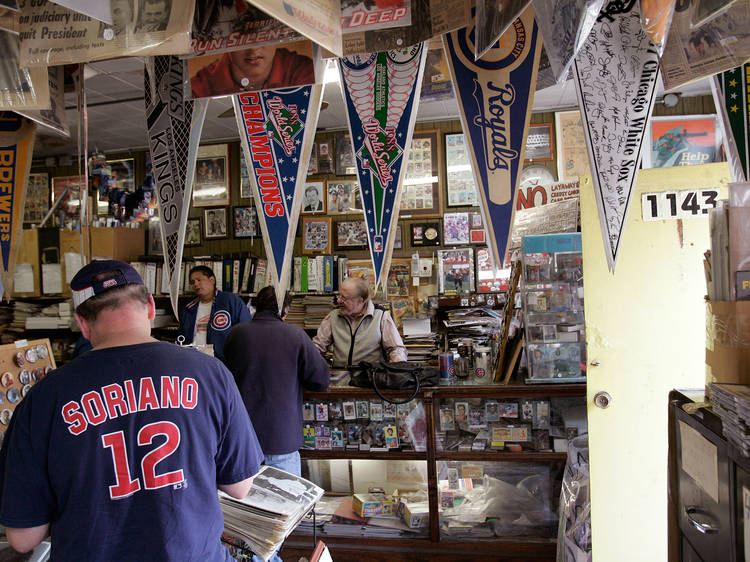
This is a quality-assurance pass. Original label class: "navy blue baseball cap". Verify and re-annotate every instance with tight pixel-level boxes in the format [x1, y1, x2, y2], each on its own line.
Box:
[70, 259, 144, 309]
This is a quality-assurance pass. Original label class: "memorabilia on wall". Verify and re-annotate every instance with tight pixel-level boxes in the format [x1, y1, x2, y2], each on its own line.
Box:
[307, 142, 318, 175]
[437, 248, 475, 294]
[193, 144, 230, 207]
[317, 139, 333, 174]
[302, 217, 331, 254]
[335, 220, 368, 250]
[445, 132, 479, 207]
[524, 123, 554, 161]
[642, 115, 719, 168]
[410, 222, 441, 246]
[203, 207, 228, 239]
[233, 206, 258, 238]
[24, 173, 49, 224]
[393, 223, 403, 249]
[555, 110, 591, 183]
[387, 259, 412, 297]
[240, 152, 253, 199]
[335, 133, 357, 176]
[344, 259, 376, 293]
[470, 229, 486, 244]
[51, 176, 84, 222]
[476, 247, 508, 292]
[443, 212, 470, 245]
[185, 218, 202, 247]
[301, 181, 327, 214]
[327, 179, 363, 214]
[400, 131, 441, 217]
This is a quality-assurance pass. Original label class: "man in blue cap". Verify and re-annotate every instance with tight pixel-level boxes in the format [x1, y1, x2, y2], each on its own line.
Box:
[0, 260, 263, 560]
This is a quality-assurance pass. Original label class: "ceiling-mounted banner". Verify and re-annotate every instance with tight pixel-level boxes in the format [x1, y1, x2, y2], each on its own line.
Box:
[145, 56, 208, 319]
[474, 0, 529, 60]
[531, 0, 604, 83]
[0, 114, 36, 299]
[639, 0, 676, 53]
[712, 63, 750, 183]
[573, 0, 660, 272]
[444, 5, 542, 270]
[233, 85, 323, 309]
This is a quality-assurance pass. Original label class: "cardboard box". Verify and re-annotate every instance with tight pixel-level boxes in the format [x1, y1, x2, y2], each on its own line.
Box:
[13, 229, 40, 297]
[706, 301, 750, 386]
[352, 493, 393, 518]
[90, 226, 144, 262]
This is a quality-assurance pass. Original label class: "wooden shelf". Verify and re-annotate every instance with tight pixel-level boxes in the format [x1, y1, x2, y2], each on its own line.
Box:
[435, 451, 568, 462]
[305, 383, 586, 400]
[300, 449, 426, 461]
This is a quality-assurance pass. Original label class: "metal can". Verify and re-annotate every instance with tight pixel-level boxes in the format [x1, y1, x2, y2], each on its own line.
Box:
[438, 352, 455, 383]
[473, 346, 492, 383]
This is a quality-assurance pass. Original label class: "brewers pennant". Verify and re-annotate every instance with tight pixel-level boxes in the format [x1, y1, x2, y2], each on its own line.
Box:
[444, 5, 542, 269]
[573, 0, 660, 271]
[712, 63, 750, 182]
[233, 85, 323, 309]
[338, 43, 428, 291]
[0, 114, 36, 299]
[145, 56, 208, 318]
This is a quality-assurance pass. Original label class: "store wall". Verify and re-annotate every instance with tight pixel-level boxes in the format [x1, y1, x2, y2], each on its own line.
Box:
[580, 162, 730, 561]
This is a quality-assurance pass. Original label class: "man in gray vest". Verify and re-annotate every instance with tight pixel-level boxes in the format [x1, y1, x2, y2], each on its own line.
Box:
[313, 278, 407, 367]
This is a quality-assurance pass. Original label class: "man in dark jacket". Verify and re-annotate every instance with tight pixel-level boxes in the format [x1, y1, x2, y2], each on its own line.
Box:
[224, 286, 329, 476]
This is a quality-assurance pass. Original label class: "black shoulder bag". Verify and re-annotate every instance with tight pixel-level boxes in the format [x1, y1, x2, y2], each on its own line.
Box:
[348, 361, 440, 404]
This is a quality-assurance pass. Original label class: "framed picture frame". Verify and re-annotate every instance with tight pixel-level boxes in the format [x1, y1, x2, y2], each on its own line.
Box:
[24, 173, 49, 224]
[445, 132, 480, 207]
[203, 207, 228, 239]
[193, 144, 230, 207]
[524, 123, 554, 161]
[307, 142, 318, 175]
[477, 247, 509, 292]
[233, 206, 258, 238]
[317, 139, 332, 174]
[437, 248, 475, 294]
[301, 180, 326, 214]
[642, 114, 719, 168]
[387, 258, 412, 297]
[335, 133, 357, 176]
[555, 110, 591, 182]
[327, 179, 363, 214]
[51, 175, 84, 221]
[240, 152, 253, 199]
[185, 218, 202, 247]
[334, 219, 368, 250]
[148, 217, 163, 255]
[410, 222, 441, 246]
[443, 212, 470, 245]
[399, 130, 442, 218]
[470, 229, 486, 244]
[302, 217, 331, 254]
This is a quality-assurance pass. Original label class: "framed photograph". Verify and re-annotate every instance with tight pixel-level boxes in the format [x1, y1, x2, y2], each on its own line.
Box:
[148, 217, 163, 255]
[443, 212, 470, 245]
[233, 206, 258, 238]
[317, 139, 332, 174]
[24, 173, 49, 223]
[470, 229, 486, 244]
[185, 218, 202, 247]
[203, 207, 228, 239]
[524, 123, 554, 161]
[410, 222, 441, 246]
[327, 179, 363, 214]
[476, 247, 508, 292]
[240, 152, 253, 199]
[455, 402, 469, 423]
[555, 110, 591, 181]
[437, 248, 475, 294]
[642, 114, 719, 168]
[387, 258, 412, 297]
[399, 130, 442, 217]
[193, 144, 230, 207]
[302, 217, 331, 254]
[445, 132, 480, 207]
[301, 181, 326, 214]
[307, 142, 318, 175]
[107, 158, 135, 191]
[335, 219, 368, 250]
[51, 175, 84, 221]
[335, 133, 357, 176]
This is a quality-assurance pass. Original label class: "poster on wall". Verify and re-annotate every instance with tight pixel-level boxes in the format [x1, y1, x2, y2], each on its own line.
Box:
[444, 5, 542, 271]
[555, 110, 591, 181]
[572, 0, 661, 272]
[642, 115, 720, 168]
[24, 173, 49, 224]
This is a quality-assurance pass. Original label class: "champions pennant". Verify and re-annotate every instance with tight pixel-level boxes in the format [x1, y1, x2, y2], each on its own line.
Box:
[0, 114, 36, 299]
[573, 0, 660, 271]
[444, 5, 542, 269]
[339, 43, 428, 291]
[712, 63, 750, 182]
[233, 85, 323, 309]
[145, 56, 208, 318]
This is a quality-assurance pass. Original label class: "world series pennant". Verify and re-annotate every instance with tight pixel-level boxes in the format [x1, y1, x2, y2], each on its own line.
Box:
[233, 85, 324, 309]
[339, 44, 428, 291]
[0, 114, 36, 299]
[713, 63, 750, 182]
[573, 0, 660, 272]
[444, 5, 542, 269]
[145, 56, 208, 318]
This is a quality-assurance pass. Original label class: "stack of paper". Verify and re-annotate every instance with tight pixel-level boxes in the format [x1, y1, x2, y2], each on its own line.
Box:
[303, 295, 336, 330]
[220, 466, 324, 561]
[709, 383, 750, 456]
[284, 296, 306, 328]
[12, 301, 42, 332]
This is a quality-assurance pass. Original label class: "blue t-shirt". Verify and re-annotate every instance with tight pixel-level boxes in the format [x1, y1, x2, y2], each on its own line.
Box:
[0, 341, 263, 561]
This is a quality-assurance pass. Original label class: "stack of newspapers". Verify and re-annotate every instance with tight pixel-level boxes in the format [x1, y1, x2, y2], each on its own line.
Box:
[220, 466, 324, 561]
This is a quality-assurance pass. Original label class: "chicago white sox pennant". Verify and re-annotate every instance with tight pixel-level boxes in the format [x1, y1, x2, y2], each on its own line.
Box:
[145, 56, 208, 318]
[338, 44, 428, 291]
[444, 5, 542, 269]
[573, 0, 660, 271]
[233, 85, 323, 309]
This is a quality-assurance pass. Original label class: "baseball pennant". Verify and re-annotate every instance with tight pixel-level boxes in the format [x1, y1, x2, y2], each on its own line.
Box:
[712, 63, 750, 183]
[339, 44, 428, 291]
[0, 114, 37, 299]
[573, 0, 660, 272]
[444, 5, 542, 270]
[145, 56, 208, 318]
[233, 85, 323, 309]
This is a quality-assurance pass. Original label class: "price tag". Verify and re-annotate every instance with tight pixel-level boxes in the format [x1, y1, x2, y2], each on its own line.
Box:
[641, 188, 719, 221]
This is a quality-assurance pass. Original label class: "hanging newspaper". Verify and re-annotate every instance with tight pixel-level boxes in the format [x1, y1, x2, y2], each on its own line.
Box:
[531, 0, 604, 83]
[18, 0, 195, 66]
[233, 85, 323, 309]
[444, 5, 542, 270]
[0, 29, 49, 110]
[339, 44, 428, 291]
[144, 56, 208, 318]
[342, 0, 411, 32]
[17, 66, 70, 137]
[712, 62, 750, 182]
[0, 114, 36, 299]
[474, 0, 529, 61]
[573, 0, 660, 272]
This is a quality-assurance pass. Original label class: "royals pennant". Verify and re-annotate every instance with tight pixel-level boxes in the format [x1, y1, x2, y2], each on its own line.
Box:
[339, 44, 428, 291]
[444, 5, 542, 269]
[0, 114, 36, 299]
[573, 0, 660, 271]
[713, 63, 750, 182]
[233, 85, 323, 309]
[145, 56, 208, 318]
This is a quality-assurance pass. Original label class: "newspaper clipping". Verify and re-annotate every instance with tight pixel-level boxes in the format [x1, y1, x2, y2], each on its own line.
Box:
[341, 0, 411, 32]
[0, 29, 49, 110]
[17, 66, 69, 137]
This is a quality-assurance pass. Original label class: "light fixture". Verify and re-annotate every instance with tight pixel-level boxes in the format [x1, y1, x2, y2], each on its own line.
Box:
[324, 60, 339, 84]
[662, 93, 680, 107]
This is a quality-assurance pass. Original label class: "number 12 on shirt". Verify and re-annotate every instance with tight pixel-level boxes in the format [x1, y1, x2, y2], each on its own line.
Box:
[641, 189, 719, 221]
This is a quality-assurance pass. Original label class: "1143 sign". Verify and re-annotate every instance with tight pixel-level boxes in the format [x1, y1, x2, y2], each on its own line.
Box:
[641, 189, 719, 221]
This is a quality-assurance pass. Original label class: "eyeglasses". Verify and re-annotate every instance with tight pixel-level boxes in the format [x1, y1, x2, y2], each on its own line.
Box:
[337, 294, 358, 303]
